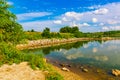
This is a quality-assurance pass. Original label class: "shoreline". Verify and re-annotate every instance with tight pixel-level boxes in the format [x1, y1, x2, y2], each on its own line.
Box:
[48, 59, 119, 80]
[16, 37, 116, 50]
[16, 37, 120, 80]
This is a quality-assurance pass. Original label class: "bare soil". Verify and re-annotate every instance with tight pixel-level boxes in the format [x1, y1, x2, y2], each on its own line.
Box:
[0, 62, 45, 80]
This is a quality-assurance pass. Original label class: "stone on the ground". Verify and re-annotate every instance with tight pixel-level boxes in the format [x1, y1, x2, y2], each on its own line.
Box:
[66, 64, 72, 67]
[82, 68, 88, 72]
[59, 63, 65, 67]
[112, 69, 120, 76]
[61, 67, 70, 72]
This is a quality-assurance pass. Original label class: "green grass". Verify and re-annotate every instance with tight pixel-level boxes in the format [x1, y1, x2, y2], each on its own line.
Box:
[0, 42, 63, 80]
[46, 71, 63, 80]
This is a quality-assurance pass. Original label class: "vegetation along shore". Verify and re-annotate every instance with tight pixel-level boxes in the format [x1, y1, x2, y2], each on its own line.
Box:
[1, 0, 120, 80]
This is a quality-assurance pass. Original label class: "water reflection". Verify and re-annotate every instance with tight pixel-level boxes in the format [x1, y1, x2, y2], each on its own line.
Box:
[24, 40, 120, 70]
[45, 40, 120, 70]
[42, 41, 89, 54]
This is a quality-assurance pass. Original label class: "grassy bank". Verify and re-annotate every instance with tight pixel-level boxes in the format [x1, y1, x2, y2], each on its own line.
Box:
[0, 42, 63, 80]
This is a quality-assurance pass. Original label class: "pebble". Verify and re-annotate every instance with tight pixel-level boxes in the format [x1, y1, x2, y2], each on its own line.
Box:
[61, 67, 70, 72]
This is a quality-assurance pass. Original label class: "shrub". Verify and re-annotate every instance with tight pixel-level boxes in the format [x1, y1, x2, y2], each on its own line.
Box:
[0, 42, 63, 80]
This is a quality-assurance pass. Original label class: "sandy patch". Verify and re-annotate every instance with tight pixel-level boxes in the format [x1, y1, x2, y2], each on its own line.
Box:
[0, 62, 45, 80]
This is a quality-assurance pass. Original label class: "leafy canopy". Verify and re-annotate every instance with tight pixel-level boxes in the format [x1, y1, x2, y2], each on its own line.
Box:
[0, 0, 23, 43]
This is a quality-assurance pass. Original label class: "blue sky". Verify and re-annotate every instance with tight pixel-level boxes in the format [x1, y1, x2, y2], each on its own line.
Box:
[8, 0, 120, 32]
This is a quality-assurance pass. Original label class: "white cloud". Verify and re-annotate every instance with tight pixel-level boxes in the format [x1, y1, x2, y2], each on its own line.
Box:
[87, 5, 101, 10]
[53, 20, 62, 24]
[71, 22, 78, 27]
[81, 3, 120, 24]
[62, 17, 68, 21]
[55, 3, 120, 28]
[20, 20, 53, 31]
[19, 2, 120, 32]
[110, 26, 120, 30]
[92, 18, 98, 23]
[93, 8, 109, 15]
[20, 20, 65, 32]
[99, 23, 104, 26]
[64, 12, 83, 20]
[82, 23, 90, 26]
[17, 12, 52, 21]
[57, 11, 83, 22]
[102, 26, 109, 30]
[102, 26, 120, 31]
[107, 20, 118, 24]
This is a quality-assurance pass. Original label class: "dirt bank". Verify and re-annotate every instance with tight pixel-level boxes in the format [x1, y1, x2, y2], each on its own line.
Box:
[0, 62, 85, 80]
[0, 62, 45, 80]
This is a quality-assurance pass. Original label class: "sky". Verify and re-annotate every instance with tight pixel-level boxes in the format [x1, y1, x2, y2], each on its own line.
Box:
[8, 0, 120, 32]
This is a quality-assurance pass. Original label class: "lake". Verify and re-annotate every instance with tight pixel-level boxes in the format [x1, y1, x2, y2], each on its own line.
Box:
[24, 40, 120, 79]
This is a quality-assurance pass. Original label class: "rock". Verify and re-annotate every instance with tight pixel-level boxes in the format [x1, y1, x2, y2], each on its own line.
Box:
[96, 69, 100, 73]
[68, 65, 72, 67]
[82, 68, 88, 72]
[80, 66, 84, 69]
[66, 64, 72, 67]
[59, 63, 65, 67]
[112, 69, 120, 76]
[54, 61, 58, 63]
[61, 67, 70, 72]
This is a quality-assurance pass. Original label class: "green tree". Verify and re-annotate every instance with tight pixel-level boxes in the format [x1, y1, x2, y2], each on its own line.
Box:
[0, 0, 23, 43]
[41, 27, 51, 38]
[71, 26, 79, 33]
[59, 26, 72, 33]
[60, 26, 79, 33]
[31, 29, 35, 32]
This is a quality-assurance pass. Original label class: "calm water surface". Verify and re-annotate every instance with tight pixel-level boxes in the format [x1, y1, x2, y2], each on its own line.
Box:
[25, 40, 120, 70]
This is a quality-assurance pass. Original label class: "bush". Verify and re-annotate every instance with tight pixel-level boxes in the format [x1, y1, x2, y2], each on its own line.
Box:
[42, 27, 51, 38]
[0, 42, 63, 80]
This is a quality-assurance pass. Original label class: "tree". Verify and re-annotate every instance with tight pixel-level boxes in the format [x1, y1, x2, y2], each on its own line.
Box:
[0, 0, 23, 43]
[71, 26, 79, 33]
[60, 26, 80, 33]
[59, 26, 72, 33]
[31, 29, 35, 32]
[41, 27, 51, 38]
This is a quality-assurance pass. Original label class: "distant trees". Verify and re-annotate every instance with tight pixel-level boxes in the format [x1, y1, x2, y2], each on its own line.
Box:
[31, 29, 35, 32]
[0, 0, 23, 43]
[59, 26, 79, 33]
[41, 27, 51, 38]
[60, 26, 71, 33]
[59, 26, 84, 38]
[71, 27, 79, 33]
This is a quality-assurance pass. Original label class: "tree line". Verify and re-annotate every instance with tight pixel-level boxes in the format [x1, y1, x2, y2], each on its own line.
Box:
[41, 26, 120, 38]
